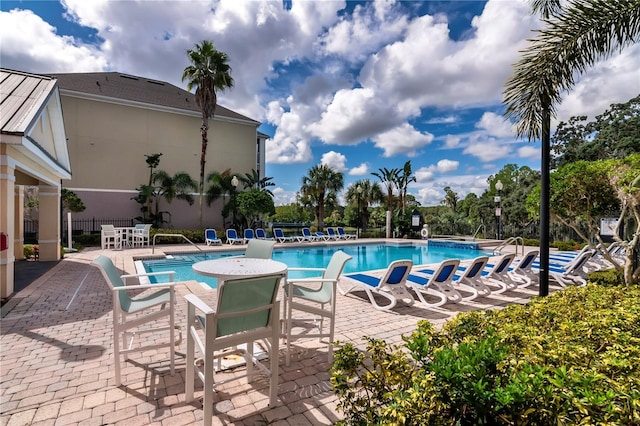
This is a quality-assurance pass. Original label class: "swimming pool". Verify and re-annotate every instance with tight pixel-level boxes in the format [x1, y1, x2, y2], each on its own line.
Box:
[139, 242, 493, 288]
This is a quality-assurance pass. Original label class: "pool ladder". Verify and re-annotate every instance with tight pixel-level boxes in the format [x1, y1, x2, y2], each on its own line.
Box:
[152, 233, 204, 254]
[493, 236, 525, 256]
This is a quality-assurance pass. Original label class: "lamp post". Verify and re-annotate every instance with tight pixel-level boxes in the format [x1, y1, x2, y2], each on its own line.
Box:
[231, 175, 239, 228]
[356, 184, 363, 238]
[495, 180, 503, 240]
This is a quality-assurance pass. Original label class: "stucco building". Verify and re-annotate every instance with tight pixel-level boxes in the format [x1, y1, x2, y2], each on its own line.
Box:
[51, 71, 266, 230]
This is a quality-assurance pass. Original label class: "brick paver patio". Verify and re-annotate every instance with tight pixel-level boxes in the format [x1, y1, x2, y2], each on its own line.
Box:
[1, 242, 551, 425]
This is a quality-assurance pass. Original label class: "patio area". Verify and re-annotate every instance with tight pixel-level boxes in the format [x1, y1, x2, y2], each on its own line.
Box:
[1, 243, 552, 426]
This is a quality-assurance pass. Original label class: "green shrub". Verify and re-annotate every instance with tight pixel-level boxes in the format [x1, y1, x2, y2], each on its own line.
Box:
[588, 268, 625, 287]
[23, 244, 37, 259]
[552, 239, 582, 251]
[332, 284, 640, 425]
[73, 233, 101, 246]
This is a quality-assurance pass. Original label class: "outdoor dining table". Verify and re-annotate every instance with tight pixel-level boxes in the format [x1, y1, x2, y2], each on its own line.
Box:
[192, 257, 288, 285]
[115, 227, 136, 248]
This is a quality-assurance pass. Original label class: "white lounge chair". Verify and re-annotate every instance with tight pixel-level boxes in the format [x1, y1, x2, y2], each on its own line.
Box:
[204, 228, 221, 246]
[273, 228, 294, 243]
[337, 227, 356, 239]
[225, 229, 244, 245]
[296, 227, 316, 242]
[413, 258, 478, 303]
[255, 228, 274, 240]
[340, 260, 416, 311]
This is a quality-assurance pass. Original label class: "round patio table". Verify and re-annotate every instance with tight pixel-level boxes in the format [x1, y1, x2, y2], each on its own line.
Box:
[192, 257, 288, 284]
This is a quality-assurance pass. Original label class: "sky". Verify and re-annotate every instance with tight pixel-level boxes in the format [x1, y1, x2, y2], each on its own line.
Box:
[1, 1, 638, 207]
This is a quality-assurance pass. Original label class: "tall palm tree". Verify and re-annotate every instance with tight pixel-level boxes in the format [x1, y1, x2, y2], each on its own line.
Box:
[182, 40, 234, 227]
[372, 167, 400, 212]
[396, 161, 416, 215]
[503, 0, 640, 295]
[346, 179, 384, 231]
[300, 164, 344, 231]
[150, 170, 198, 227]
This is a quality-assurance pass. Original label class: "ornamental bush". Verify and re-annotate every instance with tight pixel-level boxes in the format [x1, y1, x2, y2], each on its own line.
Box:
[331, 284, 640, 425]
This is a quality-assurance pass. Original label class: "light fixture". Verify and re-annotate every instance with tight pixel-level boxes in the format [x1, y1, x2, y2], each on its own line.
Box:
[231, 176, 239, 188]
[495, 180, 503, 191]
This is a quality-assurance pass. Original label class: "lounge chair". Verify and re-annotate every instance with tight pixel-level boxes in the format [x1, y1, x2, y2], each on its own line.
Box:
[185, 273, 285, 426]
[454, 256, 493, 297]
[482, 253, 518, 292]
[315, 231, 330, 241]
[533, 250, 593, 287]
[225, 229, 244, 245]
[284, 250, 352, 365]
[337, 227, 356, 239]
[340, 260, 416, 311]
[413, 258, 478, 303]
[243, 228, 256, 243]
[296, 227, 316, 242]
[255, 228, 274, 240]
[273, 228, 294, 243]
[326, 227, 340, 240]
[91, 255, 176, 386]
[204, 228, 222, 246]
[507, 250, 539, 287]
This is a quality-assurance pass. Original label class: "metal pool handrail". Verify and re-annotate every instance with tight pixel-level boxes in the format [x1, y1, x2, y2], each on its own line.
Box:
[152, 233, 203, 254]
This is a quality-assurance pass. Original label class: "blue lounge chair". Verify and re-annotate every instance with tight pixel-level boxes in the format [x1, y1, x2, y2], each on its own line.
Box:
[315, 231, 330, 241]
[341, 260, 415, 311]
[337, 227, 356, 239]
[204, 229, 221, 246]
[255, 228, 273, 240]
[326, 227, 340, 240]
[243, 228, 256, 243]
[273, 228, 294, 243]
[296, 227, 316, 242]
[532, 250, 593, 287]
[413, 258, 478, 303]
[454, 256, 492, 297]
[225, 229, 244, 245]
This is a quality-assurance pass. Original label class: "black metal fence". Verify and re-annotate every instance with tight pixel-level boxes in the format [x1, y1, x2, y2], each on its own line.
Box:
[24, 218, 136, 243]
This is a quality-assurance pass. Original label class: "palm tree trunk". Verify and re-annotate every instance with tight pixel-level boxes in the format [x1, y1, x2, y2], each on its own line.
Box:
[198, 113, 208, 228]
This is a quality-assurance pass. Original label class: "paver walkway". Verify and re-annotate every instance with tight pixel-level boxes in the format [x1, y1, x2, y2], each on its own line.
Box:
[1, 243, 556, 425]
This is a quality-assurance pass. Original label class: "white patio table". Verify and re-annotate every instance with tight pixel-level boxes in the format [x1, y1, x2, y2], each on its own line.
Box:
[192, 258, 288, 285]
[115, 227, 136, 248]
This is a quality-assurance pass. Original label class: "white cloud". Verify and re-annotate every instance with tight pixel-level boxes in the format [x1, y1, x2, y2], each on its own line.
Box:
[475, 112, 514, 138]
[349, 163, 369, 176]
[414, 167, 435, 183]
[372, 123, 434, 157]
[444, 135, 461, 148]
[320, 151, 347, 172]
[436, 159, 459, 173]
[518, 145, 539, 160]
[463, 140, 511, 162]
[272, 187, 297, 206]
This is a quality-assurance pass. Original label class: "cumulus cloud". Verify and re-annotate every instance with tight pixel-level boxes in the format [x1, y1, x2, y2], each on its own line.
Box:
[475, 112, 515, 138]
[463, 140, 511, 162]
[436, 159, 459, 173]
[349, 163, 369, 176]
[320, 151, 348, 172]
[372, 123, 434, 157]
[518, 145, 540, 160]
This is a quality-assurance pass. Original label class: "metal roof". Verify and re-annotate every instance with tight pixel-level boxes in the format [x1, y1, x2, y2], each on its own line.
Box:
[1, 69, 58, 135]
[47, 72, 259, 125]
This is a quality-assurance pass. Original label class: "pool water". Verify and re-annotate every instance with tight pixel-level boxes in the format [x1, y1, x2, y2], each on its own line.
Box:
[140, 242, 492, 289]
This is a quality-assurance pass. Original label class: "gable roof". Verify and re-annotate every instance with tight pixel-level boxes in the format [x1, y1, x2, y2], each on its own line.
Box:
[48, 72, 259, 125]
[1, 69, 57, 135]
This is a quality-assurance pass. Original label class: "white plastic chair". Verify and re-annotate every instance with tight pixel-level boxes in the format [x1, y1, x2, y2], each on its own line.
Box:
[91, 255, 177, 386]
[101, 224, 121, 250]
[185, 273, 285, 426]
[285, 250, 352, 365]
[204, 229, 222, 246]
[132, 224, 151, 247]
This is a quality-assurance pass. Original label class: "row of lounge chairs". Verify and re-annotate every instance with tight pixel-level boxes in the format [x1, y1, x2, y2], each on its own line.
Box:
[339, 242, 627, 311]
[204, 226, 357, 245]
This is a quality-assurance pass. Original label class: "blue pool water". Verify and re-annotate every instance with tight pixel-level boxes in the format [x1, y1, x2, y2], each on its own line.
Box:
[140, 242, 492, 289]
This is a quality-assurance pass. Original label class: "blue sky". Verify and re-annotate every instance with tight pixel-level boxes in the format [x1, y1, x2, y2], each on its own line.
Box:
[2, 1, 638, 206]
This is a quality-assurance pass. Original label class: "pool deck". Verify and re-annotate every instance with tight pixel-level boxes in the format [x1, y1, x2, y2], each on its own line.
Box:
[1, 239, 561, 426]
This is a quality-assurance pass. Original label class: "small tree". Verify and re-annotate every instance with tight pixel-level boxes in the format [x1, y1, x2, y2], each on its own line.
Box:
[236, 189, 275, 229]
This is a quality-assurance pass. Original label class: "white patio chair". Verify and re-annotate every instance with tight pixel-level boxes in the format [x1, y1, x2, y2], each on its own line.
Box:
[185, 273, 285, 426]
[101, 224, 121, 250]
[285, 250, 352, 365]
[132, 224, 151, 247]
[91, 255, 177, 386]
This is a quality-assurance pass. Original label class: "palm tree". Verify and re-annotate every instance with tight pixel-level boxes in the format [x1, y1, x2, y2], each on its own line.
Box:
[205, 168, 239, 227]
[372, 167, 400, 212]
[150, 170, 198, 227]
[396, 161, 416, 215]
[300, 165, 344, 231]
[346, 179, 384, 232]
[503, 0, 640, 295]
[239, 169, 276, 196]
[182, 40, 234, 227]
